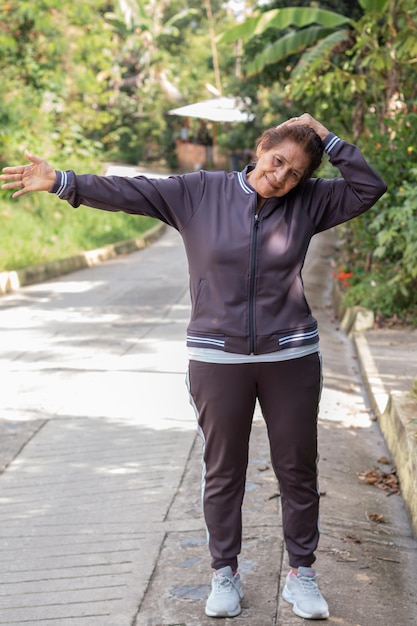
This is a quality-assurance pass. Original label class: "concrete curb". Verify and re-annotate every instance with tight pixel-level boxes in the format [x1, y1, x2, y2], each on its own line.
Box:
[353, 333, 417, 538]
[332, 281, 417, 537]
[0, 222, 166, 295]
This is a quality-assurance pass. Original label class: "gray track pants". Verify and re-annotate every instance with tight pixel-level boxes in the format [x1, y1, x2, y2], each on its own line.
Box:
[187, 353, 322, 571]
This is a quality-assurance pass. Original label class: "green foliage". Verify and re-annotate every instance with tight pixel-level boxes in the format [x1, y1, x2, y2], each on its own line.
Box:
[358, 0, 388, 11]
[0, 190, 156, 271]
[0, 0, 113, 168]
[342, 269, 411, 318]
[218, 5, 351, 80]
[218, 6, 349, 45]
[336, 109, 417, 322]
[247, 26, 339, 77]
[372, 172, 417, 292]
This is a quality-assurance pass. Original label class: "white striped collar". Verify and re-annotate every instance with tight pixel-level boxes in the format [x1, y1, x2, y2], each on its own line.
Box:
[237, 169, 255, 195]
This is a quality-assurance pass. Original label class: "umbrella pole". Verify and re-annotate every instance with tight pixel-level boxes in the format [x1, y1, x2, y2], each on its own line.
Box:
[212, 121, 217, 167]
[212, 121, 217, 146]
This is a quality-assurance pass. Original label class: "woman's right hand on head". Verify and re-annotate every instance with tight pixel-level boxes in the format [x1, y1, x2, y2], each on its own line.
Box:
[0, 150, 57, 198]
[277, 114, 329, 140]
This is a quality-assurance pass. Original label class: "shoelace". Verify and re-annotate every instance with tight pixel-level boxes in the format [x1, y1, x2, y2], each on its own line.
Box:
[214, 574, 238, 594]
[298, 574, 321, 597]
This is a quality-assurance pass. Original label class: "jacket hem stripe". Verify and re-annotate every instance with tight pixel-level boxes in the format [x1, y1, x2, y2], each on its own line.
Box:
[187, 335, 226, 348]
[279, 329, 319, 346]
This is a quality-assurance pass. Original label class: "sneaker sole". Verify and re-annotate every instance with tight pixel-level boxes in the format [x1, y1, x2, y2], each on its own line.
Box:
[282, 585, 329, 620]
[205, 604, 242, 618]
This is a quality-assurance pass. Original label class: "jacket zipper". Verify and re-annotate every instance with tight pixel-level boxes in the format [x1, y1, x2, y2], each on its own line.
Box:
[249, 212, 260, 354]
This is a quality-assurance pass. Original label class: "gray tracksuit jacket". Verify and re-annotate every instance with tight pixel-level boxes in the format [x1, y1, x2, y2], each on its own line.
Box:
[51, 133, 387, 355]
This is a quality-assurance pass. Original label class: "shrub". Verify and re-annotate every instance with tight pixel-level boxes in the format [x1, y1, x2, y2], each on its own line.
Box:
[337, 111, 417, 324]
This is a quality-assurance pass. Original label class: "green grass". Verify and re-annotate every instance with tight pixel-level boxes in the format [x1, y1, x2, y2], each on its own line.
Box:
[0, 190, 158, 272]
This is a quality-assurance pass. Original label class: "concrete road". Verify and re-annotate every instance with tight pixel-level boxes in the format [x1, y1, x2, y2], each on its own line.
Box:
[0, 223, 416, 626]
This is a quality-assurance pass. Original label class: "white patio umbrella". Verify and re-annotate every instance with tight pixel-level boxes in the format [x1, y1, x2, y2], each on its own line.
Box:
[169, 96, 254, 170]
[168, 96, 254, 123]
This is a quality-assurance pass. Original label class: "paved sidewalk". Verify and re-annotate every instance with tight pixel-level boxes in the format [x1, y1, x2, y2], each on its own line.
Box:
[0, 190, 416, 624]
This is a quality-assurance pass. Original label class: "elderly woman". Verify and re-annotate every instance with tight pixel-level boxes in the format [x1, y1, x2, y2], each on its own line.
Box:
[1, 114, 386, 620]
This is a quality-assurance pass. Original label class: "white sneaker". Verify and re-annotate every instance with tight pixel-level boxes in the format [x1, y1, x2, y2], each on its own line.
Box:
[283, 567, 329, 619]
[205, 565, 243, 617]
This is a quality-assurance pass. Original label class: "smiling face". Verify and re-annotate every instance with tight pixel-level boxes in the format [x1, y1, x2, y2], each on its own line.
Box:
[247, 138, 312, 200]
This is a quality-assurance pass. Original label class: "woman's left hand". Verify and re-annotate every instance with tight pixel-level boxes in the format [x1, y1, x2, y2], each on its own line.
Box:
[0, 150, 56, 198]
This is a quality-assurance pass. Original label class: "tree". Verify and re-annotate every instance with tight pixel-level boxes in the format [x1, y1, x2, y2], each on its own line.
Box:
[0, 0, 118, 167]
[218, 0, 416, 138]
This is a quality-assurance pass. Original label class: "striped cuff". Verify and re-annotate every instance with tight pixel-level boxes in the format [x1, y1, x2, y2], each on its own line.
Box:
[323, 133, 341, 155]
[49, 170, 69, 197]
